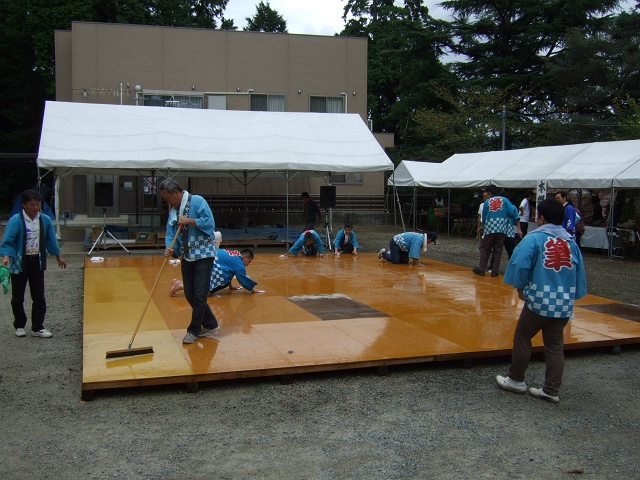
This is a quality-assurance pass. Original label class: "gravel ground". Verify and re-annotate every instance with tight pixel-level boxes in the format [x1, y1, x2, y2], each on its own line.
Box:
[1, 223, 639, 479]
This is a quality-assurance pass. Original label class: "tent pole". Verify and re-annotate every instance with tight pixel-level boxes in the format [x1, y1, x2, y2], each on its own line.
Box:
[394, 182, 405, 232]
[413, 186, 417, 230]
[286, 171, 290, 250]
[447, 189, 451, 237]
[54, 175, 61, 240]
[151, 170, 156, 232]
[608, 186, 615, 260]
[244, 171, 248, 234]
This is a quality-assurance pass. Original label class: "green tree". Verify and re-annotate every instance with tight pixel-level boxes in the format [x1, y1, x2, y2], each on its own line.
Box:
[410, 85, 534, 161]
[440, 0, 621, 90]
[0, 0, 229, 154]
[220, 17, 238, 30]
[244, 1, 287, 32]
[412, 1, 637, 152]
[340, 1, 450, 146]
[544, 11, 640, 142]
[613, 95, 640, 140]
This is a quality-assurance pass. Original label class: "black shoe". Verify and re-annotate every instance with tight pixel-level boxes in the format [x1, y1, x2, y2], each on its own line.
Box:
[491, 272, 499, 277]
[472, 267, 485, 276]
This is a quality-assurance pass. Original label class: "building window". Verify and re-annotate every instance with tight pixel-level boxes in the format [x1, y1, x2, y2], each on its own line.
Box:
[251, 94, 285, 112]
[143, 94, 204, 109]
[331, 173, 363, 185]
[310, 96, 345, 113]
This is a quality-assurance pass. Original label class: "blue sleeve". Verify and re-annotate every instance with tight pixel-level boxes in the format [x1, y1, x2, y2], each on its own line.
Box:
[408, 233, 422, 259]
[503, 235, 537, 288]
[43, 216, 61, 255]
[351, 232, 360, 248]
[508, 200, 520, 221]
[0, 215, 21, 256]
[226, 256, 258, 290]
[288, 235, 304, 255]
[314, 231, 325, 254]
[236, 271, 258, 291]
[192, 195, 215, 236]
[572, 244, 588, 299]
[334, 229, 344, 249]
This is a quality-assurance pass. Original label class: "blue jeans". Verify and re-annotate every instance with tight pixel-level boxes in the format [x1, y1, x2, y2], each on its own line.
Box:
[181, 257, 217, 335]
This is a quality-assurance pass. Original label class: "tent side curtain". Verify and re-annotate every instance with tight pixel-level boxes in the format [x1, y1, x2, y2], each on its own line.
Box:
[390, 140, 640, 189]
[37, 101, 394, 176]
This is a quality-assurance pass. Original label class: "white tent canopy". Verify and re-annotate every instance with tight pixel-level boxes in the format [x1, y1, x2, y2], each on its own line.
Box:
[387, 160, 442, 187]
[391, 140, 640, 189]
[37, 101, 393, 178]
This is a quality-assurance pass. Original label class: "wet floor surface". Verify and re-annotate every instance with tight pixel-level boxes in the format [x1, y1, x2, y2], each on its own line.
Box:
[83, 254, 640, 396]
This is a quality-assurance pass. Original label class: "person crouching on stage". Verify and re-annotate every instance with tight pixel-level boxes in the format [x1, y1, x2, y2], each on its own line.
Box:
[378, 231, 437, 267]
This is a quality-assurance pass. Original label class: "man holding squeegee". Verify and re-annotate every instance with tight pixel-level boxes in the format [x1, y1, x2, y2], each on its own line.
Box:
[160, 179, 219, 344]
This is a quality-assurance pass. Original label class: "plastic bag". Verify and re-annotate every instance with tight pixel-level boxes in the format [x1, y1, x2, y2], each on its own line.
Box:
[0, 265, 10, 294]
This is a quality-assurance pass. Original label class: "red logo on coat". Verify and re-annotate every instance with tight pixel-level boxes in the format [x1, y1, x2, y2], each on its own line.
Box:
[543, 238, 573, 272]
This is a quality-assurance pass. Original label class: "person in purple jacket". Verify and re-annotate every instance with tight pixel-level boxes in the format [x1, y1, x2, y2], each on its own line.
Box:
[497, 198, 587, 403]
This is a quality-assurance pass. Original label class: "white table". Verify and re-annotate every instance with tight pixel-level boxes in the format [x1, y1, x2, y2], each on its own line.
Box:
[580, 226, 609, 250]
[527, 223, 609, 250]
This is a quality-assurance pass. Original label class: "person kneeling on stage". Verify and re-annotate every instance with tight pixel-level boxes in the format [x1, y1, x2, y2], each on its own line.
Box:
[171, 248, 264, 296]
[333, 224, 359, 256]
[378, 231, 437, 268]
[282, 230, 325, 257]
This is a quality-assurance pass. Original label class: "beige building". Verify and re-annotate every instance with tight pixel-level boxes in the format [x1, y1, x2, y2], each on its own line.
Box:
[54, 22, 393, 226]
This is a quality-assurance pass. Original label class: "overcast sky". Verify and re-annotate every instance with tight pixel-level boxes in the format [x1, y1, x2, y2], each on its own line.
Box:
[224, 0, 450, 35]
[224, 0, 636, 36]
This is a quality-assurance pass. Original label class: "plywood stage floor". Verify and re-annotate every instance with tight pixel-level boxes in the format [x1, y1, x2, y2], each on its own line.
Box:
[82, 254, 640, 399]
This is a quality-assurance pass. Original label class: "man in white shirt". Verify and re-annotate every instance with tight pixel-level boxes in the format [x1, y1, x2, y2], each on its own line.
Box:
[519, 191, 534, 237]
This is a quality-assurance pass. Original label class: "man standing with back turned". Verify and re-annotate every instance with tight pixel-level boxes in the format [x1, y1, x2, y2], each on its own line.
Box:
[161, 179, 219, 344]
[497, 198, 587, 403]
[473, 185, 522, 277]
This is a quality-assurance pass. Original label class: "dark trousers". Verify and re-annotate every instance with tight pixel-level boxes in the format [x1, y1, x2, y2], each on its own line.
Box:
[507, 306, 570, 396]
[382, 239, 409, 264]
[478, 233, 505, 273]
[504, 236, 516, 259]
[338, 243, 354, 254]
[302, 244, 318, 256]
[181, 257, 218, 335]
[11, 255, 47, 331]
[210, 282, 230, 294]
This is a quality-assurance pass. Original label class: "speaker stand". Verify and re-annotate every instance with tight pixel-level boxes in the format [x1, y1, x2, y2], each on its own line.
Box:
[87, 210, 130, 256]
[323, 208, 334, 251]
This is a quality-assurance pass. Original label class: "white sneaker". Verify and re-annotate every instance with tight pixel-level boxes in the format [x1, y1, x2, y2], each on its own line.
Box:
[197, 326, 220, 338]
[31, 329, 53, 338]
[378, 248, 386, 259]
[529, 387, 560, 403]
[15, 328, 27, 337]
[496, 375, 527, 393]
[182, 332, 198, 344]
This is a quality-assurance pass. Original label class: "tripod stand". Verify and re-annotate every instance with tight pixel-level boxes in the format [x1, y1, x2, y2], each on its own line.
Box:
[323, 209, 334, 251]
[87, 208, 130, 256]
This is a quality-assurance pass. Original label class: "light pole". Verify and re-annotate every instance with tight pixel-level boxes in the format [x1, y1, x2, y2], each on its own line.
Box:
[502, 105, 506, 151]
[135, 85, 143, 106]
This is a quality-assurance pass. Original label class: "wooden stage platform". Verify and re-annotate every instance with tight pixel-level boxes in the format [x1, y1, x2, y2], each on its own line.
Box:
[82, 254, 640, 400]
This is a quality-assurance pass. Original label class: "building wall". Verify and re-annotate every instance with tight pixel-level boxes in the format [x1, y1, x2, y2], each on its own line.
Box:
[54, 22, 392, 222]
